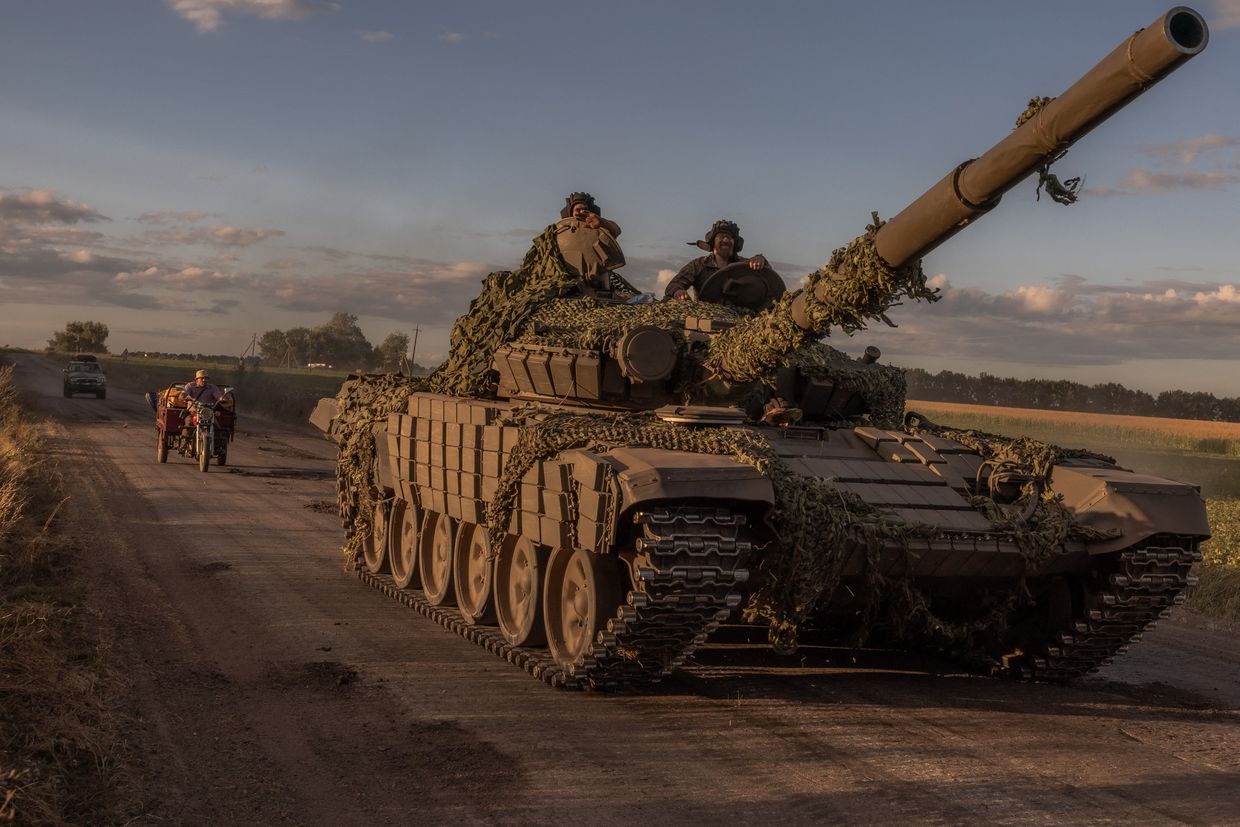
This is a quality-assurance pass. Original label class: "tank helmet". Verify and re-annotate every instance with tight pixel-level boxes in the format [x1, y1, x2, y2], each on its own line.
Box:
[689, 219, 744, 253]
[195, 369, 209, 379]
[560, 191, 602, 219]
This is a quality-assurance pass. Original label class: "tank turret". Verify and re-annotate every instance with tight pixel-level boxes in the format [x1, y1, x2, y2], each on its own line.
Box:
[313, 8, 1212, 691]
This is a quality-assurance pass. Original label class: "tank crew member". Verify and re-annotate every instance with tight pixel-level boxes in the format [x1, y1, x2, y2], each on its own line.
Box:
[556, 191, 636, 296]
[665, 219, 768, 301]
[560, 191, 622, 238]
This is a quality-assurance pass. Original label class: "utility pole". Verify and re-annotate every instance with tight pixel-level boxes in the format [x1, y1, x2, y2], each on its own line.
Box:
[409, 326, 420, 374]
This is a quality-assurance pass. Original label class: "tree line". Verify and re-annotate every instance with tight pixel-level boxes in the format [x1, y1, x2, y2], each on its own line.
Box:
[46, 315, 422, 372]
[257, 313, 419, 371]
[905, 368, 1240, 423]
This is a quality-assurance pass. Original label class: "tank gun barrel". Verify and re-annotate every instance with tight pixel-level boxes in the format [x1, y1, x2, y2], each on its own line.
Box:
[788, 6, 1208, 330]
[872, 6, 1207, 270]
[707, 7, 1208, 385]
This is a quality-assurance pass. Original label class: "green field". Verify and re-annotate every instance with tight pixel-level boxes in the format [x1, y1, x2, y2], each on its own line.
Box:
[98, 356, 351, 426]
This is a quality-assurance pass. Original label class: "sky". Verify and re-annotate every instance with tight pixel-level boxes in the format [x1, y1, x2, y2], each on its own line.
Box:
[2, 0, 1239, 396]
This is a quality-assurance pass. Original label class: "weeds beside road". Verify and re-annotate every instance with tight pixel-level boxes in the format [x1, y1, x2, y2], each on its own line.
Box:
[0, 363, 135, 825]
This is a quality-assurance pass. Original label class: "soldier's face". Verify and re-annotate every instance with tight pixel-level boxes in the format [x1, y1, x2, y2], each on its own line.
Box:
[713, 233, 734, 257]
[571, 203, 591, 221]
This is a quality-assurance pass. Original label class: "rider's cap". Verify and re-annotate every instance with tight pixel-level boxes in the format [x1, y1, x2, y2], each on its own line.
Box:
[560, 191, 601, 219]
[688, 219, 744, 253]
[195, 369, 209, 379]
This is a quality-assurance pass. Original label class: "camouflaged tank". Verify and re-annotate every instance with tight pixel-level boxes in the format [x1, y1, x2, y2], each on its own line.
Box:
[313, 7, 1212, 690]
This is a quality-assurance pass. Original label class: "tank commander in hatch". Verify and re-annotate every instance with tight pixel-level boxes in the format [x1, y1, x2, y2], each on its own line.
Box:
[665, 219, 771, 301]
[555, 191, 636, 297]
[560, 191, 622, 238]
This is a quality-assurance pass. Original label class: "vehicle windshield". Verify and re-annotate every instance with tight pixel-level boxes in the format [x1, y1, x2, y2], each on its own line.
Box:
[70, 363, 102, 373]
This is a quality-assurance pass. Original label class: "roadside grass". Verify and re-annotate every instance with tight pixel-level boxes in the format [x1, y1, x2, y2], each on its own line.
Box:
[98, 355, 348, 427]
[0, 363, 137, 824]
[908, 400, 1240, 625]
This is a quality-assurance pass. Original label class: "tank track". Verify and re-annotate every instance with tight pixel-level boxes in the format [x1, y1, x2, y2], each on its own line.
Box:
[1001, 539, 1201, 682]
[354, 506, 748, 691]
[564, 507, 749, 690]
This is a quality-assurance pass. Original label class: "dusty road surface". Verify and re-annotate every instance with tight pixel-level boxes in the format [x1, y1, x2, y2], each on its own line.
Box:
[12, 354, 1240, 826]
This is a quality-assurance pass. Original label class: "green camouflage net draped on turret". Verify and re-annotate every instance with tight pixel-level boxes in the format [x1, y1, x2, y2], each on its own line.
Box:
[705, 215, 939, 384]
[334, 373, 426, 565]
[482, 406, 1094, 653]
[516, 298, 746, 350]
[794, 341, 908, 429]
[426, 226, 578, 397]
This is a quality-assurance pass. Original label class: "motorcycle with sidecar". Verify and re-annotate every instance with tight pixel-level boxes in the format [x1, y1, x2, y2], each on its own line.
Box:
[153, 383, 236, 472]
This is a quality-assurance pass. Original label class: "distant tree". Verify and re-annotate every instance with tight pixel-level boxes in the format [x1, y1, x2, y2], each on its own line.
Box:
[374, 332, 410, 371]
[257, 329, 288, 363]
[47, 320, 109, 353]
[283, 327, 313, 367]
[312, 312, 374, 368]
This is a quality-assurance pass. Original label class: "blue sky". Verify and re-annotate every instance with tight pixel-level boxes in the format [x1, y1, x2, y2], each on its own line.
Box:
[2, 0, 1238, 395]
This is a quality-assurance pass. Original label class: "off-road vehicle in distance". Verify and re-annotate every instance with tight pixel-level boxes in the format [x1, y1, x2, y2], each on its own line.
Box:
[63, 355, 107, 399]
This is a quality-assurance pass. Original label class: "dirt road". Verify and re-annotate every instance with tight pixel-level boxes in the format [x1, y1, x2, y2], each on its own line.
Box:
[14, 354, 1240, 825]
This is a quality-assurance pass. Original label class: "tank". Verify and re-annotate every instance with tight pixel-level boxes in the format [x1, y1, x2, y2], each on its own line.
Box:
[312, 7, 1212, 690]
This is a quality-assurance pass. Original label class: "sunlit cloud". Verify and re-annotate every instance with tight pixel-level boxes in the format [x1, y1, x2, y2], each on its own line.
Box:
[0, 190, 107, 225]
[135, 210, 213, 224]
[166, 0, 340, 33]
[867, 274, 1240, 368]
[1210, 0, 1240, 30]
[1085, 168, 1240, 196]
[1142, 134, 1240, 165]
[438, 31, 466, 44]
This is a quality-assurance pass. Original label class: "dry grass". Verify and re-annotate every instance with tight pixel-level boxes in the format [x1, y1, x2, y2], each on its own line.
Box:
[1189, 499, 1240, 625]
[908, 399, 1240, 457]
[0, 363, 137, 825]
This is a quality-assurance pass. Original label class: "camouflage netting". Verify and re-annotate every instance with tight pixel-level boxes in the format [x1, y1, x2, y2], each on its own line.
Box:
[426, 226, 578, 398]
[333, 373, 427, 566]
[517, 298, 745, 350]
[483, 405, 1088, 654]
[794, 341, 907, 429]
[908, 417, 1118, 566]
[704, 214, 939, 384]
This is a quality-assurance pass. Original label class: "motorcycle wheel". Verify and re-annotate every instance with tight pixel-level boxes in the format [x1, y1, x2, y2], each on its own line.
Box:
[157, 432, 168, 463]
[197, 431, 210, 472]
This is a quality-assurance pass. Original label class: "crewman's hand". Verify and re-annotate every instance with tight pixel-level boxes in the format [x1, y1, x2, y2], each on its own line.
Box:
[748, 254, 768, 270]
[673, 289, 690, 301]
[583, 212, 601, 229]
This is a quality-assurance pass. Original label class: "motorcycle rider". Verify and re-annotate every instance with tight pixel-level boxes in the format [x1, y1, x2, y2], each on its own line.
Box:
[180, 369, 223, 448]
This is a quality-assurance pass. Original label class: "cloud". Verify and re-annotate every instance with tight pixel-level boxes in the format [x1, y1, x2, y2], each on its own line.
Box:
[135, 224, 284, 248]
[1211, 0, 1240, 30]
[438, 31, 466, 44]
[867, 274, 1240, 368]
[264, 257, 305, 270]
[1085, 168, 1240, 196]
[261, 258, 491, 322]
[166, 0, 340, 33]
[0, 190, 107, 224]
[359, 30, 393, 43]
[1142, 134, 1240, 165]
[135, 210, 213, 224]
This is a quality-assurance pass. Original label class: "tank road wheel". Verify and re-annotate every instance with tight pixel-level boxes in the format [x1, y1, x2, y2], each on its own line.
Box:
[362, 499, 390, 574]
[389, 499, 421, 589]
[419, 513, 456, 606]
[494, 536, 548, 647]
[453, 523, 495, 625]
[544, 547, 624, 673]
[156, 431, 168, 463]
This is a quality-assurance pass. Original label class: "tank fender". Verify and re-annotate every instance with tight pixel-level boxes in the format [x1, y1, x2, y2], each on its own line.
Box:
[372, 421, 395, 493]
[309, 396, 340, 437]
[1052, 463, 1210, 554]
[596, 446, 775, 512]
[554, 446, 773, 553]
